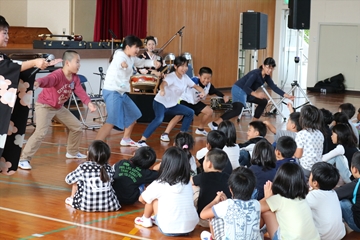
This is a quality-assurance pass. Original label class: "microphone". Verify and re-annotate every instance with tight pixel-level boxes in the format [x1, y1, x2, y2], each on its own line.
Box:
[177, 26, 185, 34]
[29, 54, 55, 78]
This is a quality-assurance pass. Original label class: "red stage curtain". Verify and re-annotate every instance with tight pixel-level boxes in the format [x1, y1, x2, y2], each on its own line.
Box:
[94, 0, 147, 41]
[121, 0, 147, 38]
[93, 0, 122, 41]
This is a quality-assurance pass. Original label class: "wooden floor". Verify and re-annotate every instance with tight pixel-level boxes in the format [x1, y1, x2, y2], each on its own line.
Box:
[1, 90, 360, 239]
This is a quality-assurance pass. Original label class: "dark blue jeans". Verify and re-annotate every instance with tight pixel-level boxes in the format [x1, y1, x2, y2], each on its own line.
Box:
[142, 100, 194, 138]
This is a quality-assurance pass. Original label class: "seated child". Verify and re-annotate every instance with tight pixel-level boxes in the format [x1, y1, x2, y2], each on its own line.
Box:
[65, 140, 120, 212]
[173, 132, 198, 176]
[260, 163, 320, 239]
[218, 120, 240, 169]
[338, 103, 359, 145]
[275, 136, 297, 169]
[200, 167, 261, 240]
[249, 140, 277, 200]
[335, 151, 360, 232]
[306, 162, 346, 239]
[112, 146, 158, 205]
[191, 149, 232, 226]
[320, 108, 337, 154]
[195, 130, 232, 175]
[263, 103, 301, 143]
[134, 147, 198, 236]
[238, 121, 268, 167]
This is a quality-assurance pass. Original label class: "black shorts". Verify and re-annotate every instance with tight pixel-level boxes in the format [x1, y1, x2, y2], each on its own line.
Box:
[180, 100, 207, 116]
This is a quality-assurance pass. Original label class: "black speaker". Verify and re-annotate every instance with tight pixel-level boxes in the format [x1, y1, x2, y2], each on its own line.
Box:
[288, 0, 311, 29]
[242, 12, 268, 50]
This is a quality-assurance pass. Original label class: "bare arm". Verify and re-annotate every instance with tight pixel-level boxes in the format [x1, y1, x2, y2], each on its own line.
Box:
[193, 84, 205, 98]
[200, 191, 227, 219]
[294, 148, 303, 158]
[263, 120, 277, 134]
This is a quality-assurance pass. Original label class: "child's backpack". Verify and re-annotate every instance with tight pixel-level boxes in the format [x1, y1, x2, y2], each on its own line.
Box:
[308, 73, 345, 93]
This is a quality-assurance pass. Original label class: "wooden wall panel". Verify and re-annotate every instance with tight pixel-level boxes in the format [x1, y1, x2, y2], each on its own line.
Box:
[147, 0, 276, 88]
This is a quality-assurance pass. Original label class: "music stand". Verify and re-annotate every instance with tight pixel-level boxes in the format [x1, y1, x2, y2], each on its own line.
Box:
[108, 29, 117, 55]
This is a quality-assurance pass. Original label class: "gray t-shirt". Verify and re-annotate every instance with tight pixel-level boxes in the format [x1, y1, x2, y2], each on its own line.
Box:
[274, 130, 297, 142]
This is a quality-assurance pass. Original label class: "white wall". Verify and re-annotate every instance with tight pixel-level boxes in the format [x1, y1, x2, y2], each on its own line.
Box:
[0, 0, 28, 26]
[274, 0, 360, 90]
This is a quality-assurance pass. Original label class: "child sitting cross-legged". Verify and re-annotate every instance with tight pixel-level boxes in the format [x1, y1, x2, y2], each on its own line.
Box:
[134, 147, 198, 236]
[191, 148, 232, 227]
[112, 146, 158, 205]
[306, 162, 346, 240]
[200, 167, 262, 240]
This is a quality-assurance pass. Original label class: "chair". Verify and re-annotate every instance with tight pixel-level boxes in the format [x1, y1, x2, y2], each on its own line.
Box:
[67, 74, 106, 129]
[237, 102, 255, 121]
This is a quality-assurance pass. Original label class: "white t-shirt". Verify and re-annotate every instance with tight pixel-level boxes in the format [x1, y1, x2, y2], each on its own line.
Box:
[266, 194, 320, 240]
[104, 50, 154, 93]
[180, 78, 211, 104]
[141, 180, 198, 234]
[223, 145, 240, 169]
[306, 189, 346, 240]
[189, 155, 197, 174]
[154, 72, 195, 108]
[295, 129, 324, 171]
[212, 199, 262, 240]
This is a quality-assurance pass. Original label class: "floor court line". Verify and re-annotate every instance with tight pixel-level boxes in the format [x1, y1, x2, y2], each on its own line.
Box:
[122, 228, 139, 240]
[0, 207, 149, 240]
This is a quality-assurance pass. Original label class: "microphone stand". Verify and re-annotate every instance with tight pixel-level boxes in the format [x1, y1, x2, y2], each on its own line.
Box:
[108, 29, 117, 55]
[155, 26, 185, 56]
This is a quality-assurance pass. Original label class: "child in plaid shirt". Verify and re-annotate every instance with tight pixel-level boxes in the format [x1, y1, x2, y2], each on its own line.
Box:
[65, 140, 120, 212]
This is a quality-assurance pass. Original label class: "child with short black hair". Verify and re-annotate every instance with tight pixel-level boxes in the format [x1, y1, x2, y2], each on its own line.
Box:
[191, 148, 232, 226]
[238, 120, 268, 167]
[195, 130, 232, 175]
[249, 140, 277, 200]
[65, 140, 120, 212]
[200, 167, 261, 240]
[263, 103, 301, 143]
[112, 146, 158, 205]
[336, 151, 360, 233]
[306, 162, 346, 239]
[19, 50, 96, 170]
[134, 147, 198, 236]
[260, 163, 320, 239]
[275, 136, 297, 169]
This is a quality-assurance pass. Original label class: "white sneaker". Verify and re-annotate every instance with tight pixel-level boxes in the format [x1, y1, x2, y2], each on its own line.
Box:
[18, 160, 32, 170]
[200, 231, 212, 240]
[195, 128, 208, 136]
[134, 216, 153, 228]
[208, 122, 218, 131]
[65, 197, 73, 206]
[120, 138, 138, 147]
[160, 134, 170, 142]
[137, 140, 148, 147]
[66, 152, 87, 159]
